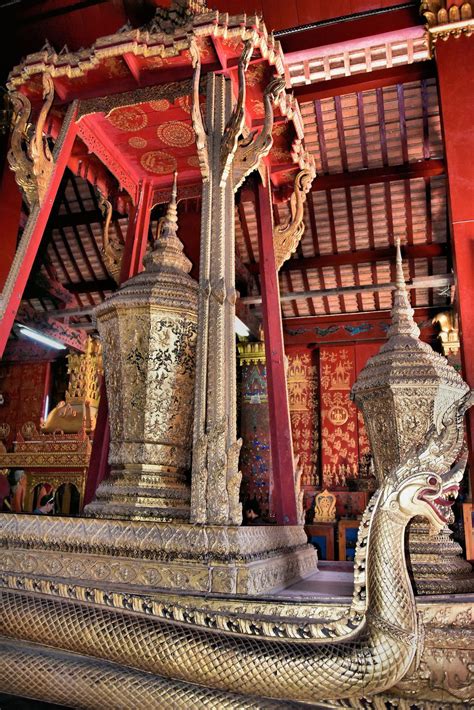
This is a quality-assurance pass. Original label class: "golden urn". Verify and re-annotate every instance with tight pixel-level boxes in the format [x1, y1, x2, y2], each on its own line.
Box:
[86, 175, 198, 520]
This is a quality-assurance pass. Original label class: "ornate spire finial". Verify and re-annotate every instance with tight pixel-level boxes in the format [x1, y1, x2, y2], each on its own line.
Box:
[159, 171, 178, 240]
[386, 237, 420, 340]
[395, 236, 405, 290]
[144, 172, 192, 275]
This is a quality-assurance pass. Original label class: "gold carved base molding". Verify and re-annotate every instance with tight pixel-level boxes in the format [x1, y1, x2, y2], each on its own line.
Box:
[407, 518, 474, 595]
[0, 514, 317, 595]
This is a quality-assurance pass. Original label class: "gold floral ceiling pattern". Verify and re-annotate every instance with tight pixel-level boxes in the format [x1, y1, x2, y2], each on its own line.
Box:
[140, 150, 177, 175]
[107, 106, 148, 131]
[156, 121, 195, 148]
[150, 99, 170, 112]
[176, 95, 192, 113]
[128, 137, 147, 149]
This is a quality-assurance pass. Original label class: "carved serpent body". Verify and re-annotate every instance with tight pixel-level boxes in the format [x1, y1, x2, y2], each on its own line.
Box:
[0, 396, 469, 706]
[0, 479, 448, 703]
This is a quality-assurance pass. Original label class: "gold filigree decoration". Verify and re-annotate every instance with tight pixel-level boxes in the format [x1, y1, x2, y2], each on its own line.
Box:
[156, 120, 194, 147]
[421, 1, 474, 45]
[246, 62, 266, 87]
[21, 422, 39, 440]
[86, 174, 199, 521]
[176, 94, 192, 113]
[7, 73, 54, 208]
[274, 168, 315, 269]
[149, 99, 171, 112]
[328, 404, 349, 426]
[237, 340, 266, 365]
[190, 71, 245, 526]
[352, 240, 474, 594]
[294, 455, 305, 525]
[6, 91, 35, 205]
[140, 150, 177, 175]
[106, 106, 148, 132]
[78, 83, 193, 119]
[232, 77, 285, 192]
[0, 423, 10, 440]
[128, 136, 147, 149]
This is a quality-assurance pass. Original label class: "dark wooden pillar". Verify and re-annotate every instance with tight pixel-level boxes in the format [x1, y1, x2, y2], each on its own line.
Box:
[255, 175, 298, 524]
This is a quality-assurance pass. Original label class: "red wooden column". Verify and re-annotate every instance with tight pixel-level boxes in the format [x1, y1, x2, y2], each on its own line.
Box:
[119, 179, 154, 281]
[0, 106, 78, 357]
[0, 166, 23, 292]
[436, 34, 474, 489]
[255, 175, 298, 525]
[84, 378, 110, 505]
[85, 180, 154, 503]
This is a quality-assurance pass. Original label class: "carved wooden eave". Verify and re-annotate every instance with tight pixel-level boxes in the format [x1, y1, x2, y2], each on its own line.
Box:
[7, 13, 285, 91]
[7, 11, 311, 210]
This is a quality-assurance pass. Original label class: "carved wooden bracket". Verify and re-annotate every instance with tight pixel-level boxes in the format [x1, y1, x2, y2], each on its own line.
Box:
[189, 37, 209, 181]
[232, 77, 285, 193]
[7, 92, 35, 207]
[274, 168, 315, 270]
[8, 73, 54, 208]
[98, 192, 123, 284]
[220, 39, 254, 186]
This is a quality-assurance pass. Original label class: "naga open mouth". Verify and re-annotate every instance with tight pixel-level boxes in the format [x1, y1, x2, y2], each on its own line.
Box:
[418, 484, 459, 523]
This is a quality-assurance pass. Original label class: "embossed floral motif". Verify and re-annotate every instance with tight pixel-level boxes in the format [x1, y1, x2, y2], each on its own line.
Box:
[246, 63, 266, 87]
[149, 99, 171, 112]
[140, 150, 177, 175]
[176, 95, 192, 113]
[128, 136, 147, 149]
[156, 120, 194, 147]
[107, 106, 148, 131]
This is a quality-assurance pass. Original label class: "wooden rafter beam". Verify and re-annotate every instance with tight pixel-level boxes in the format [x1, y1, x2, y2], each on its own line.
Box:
[64, 278, 116, 294]
[52, 208, 123, 229]
[240, 274, 453, 306]
[272, 159, 445, 189]
[246, 243, 448, 275]
[283, 306, 436, 326]
[293, 62, 436, 103]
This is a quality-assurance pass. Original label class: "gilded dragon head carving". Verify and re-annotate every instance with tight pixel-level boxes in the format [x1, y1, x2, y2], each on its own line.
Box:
[381, 391, 473, 534]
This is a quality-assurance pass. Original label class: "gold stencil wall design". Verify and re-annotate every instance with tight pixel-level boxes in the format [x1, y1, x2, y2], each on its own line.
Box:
[320, 346, 359, 488]
[286, 349, 318, 487]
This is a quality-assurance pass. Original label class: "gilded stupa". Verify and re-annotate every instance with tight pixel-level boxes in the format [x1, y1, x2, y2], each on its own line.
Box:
[352, 238, 474, 593]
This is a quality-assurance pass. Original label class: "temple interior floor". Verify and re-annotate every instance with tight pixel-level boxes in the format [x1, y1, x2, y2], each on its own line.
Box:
[269, 561, 355, 600]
